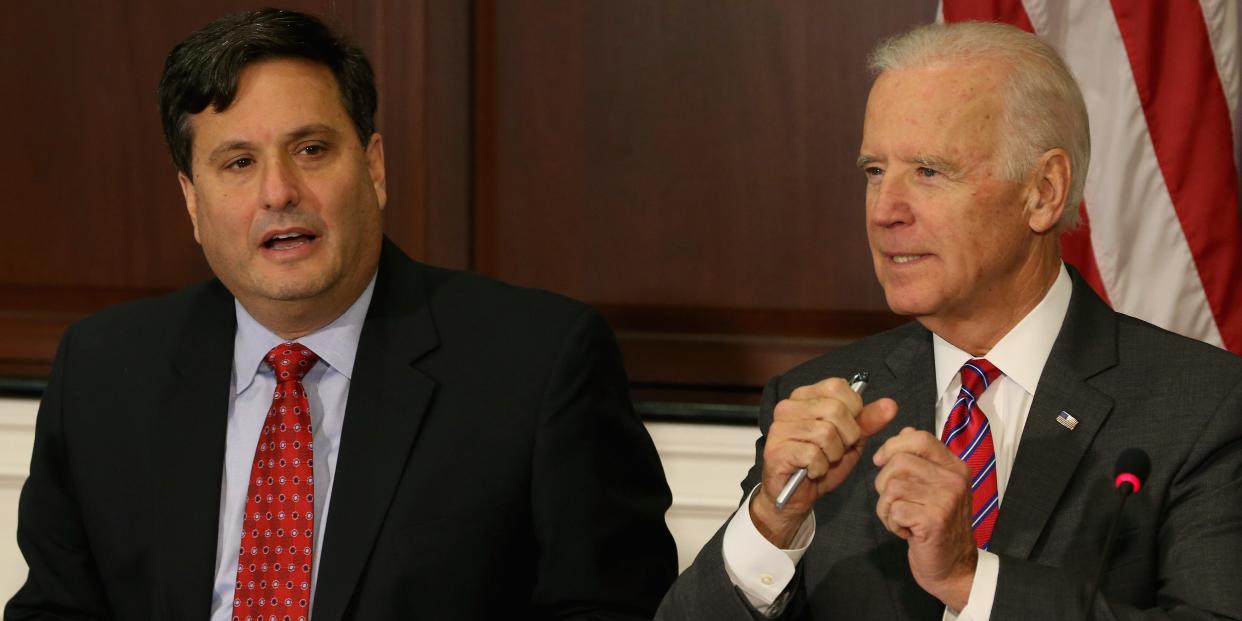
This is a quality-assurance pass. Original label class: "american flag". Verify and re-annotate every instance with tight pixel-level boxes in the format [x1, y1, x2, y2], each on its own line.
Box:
[941, 0, 1242, 355]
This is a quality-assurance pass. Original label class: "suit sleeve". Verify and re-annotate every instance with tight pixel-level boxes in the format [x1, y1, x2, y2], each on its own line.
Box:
[992, 375, 1242, 620]
[527, 306, 679, 620]
[656, 376, 813, 621]
[4, 327, 113, 620]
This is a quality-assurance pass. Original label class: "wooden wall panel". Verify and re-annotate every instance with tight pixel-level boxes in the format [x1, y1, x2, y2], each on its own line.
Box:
[2, 1, 940, 395]
[474, 1, 936, 387]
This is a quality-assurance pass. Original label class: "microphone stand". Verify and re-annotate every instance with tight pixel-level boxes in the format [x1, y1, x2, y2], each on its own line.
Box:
[1085, 484, 1134, 621]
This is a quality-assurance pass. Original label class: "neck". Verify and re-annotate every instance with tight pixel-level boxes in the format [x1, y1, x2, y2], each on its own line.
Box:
[243, 296, 352, 341]
[921, 248, 1061, 356]
[241, 273, 374, 341]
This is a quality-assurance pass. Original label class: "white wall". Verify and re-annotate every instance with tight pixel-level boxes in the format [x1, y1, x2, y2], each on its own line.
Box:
[0, 398, 37, 605]
[0, 396, 756, 603]
[647, 421, 755, 569]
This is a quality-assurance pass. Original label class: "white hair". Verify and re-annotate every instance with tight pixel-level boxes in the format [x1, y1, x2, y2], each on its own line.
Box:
[868, 21, 1091, 230]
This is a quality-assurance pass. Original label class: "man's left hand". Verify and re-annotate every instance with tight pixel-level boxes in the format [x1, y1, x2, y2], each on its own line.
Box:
[873, 427, 978, 611]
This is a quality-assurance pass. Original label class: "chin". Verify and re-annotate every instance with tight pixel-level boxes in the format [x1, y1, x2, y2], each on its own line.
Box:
[252, 275, 334, 303]
[881, 288, 938, 318]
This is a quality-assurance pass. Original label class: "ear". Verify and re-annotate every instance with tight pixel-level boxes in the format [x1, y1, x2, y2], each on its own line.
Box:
[1025, 148, 1071, 234]
[366, 132, 387, 210]
[177, 171, 202, 244]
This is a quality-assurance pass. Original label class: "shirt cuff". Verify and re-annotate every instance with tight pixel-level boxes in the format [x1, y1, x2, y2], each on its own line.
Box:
[943, 549, 999, 621]
[721, 485, 816, 616]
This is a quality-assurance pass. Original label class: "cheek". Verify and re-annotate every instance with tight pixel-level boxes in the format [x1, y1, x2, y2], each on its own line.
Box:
[961, 200, 1028, 269]
[196, 199, 253, 248]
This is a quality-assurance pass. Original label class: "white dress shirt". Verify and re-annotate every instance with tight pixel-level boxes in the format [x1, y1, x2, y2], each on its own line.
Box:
[209, 274, 376, 621]
[723, 265, 1072, 619]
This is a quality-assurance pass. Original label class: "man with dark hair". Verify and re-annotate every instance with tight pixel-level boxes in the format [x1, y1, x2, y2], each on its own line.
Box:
[6, 8, 676, 620]
[659, 21, 1242, 620]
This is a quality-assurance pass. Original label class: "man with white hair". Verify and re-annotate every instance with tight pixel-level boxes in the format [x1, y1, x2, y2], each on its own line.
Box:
[659, 21, 1242, 620]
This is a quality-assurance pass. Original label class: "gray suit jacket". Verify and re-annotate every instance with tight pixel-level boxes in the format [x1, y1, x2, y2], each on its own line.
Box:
[659, 269, 1242, 620]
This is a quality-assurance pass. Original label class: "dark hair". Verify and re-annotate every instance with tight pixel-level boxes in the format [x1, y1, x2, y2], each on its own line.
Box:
[157, 8, 377, 177]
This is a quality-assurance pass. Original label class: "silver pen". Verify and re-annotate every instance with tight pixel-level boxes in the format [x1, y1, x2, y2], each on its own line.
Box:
[773, 371, 869, 511]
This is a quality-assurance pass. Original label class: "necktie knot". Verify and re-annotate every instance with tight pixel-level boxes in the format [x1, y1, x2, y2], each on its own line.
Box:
[959, 358, 1001, 399]
[266, 343, 320, 383]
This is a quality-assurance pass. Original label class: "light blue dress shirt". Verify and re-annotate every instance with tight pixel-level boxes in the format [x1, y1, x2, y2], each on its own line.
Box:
[210, 275, 376, 621]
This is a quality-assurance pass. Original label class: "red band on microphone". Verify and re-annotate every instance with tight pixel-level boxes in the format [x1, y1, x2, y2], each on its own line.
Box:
[1114, 472, 1141, 493]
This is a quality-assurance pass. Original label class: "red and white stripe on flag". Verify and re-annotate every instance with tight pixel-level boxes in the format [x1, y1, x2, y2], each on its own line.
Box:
[938, 0, 1242, 354]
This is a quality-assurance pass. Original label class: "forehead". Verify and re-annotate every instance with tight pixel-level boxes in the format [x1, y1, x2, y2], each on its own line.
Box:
[861, 59, 1009, 162]
[188, 58, 349, 148]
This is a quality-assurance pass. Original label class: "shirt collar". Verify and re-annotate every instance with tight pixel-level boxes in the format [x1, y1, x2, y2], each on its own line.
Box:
[932, 263, 1072, 398]
[232, 272, 378, 395]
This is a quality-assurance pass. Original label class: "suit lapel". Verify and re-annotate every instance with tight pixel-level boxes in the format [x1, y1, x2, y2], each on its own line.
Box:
[153, 281, 236, 619]
[312, 241, 439, 621]
[989, 271, 1118, 558]
[873, 327, 945, 619]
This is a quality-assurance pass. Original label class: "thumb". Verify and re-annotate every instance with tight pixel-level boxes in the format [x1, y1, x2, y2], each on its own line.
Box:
[857, 398, 898, 438]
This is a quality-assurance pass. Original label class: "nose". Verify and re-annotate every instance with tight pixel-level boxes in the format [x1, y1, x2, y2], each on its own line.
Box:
[868, 173, 913, 228]
[259, 156, 301, 210]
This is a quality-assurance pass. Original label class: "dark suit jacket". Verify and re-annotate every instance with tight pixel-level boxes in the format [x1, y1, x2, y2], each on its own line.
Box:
[659, 269, 1242, 620]
[6, 239, 677, 620]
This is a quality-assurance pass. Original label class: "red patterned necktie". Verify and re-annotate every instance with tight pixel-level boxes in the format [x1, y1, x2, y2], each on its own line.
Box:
[233, 343, 319, 621]
[940, 358, 1003, 550]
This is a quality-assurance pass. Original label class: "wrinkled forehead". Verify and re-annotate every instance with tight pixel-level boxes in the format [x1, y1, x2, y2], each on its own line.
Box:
[868, 60, 1011, 125]
[862, 60, 1010, 161]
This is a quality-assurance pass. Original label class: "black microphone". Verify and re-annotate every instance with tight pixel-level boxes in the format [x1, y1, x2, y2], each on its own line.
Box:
[1086, 448, 1151, 621]
[1113, 448, 1151, 497]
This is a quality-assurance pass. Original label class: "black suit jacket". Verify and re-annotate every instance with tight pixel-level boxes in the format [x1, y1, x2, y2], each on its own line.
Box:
[659, 268, 1242, 620]
[7, 239, 677, 620]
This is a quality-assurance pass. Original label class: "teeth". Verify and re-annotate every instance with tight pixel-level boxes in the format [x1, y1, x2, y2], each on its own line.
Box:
[893, 255, 921, 264]
[272, 233, 301, 240]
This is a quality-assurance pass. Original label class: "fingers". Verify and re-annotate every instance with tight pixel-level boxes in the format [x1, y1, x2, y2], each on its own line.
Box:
[874, 453, 968, 508]
[773, 396, 863, 448]
[873, 426, 966, 474]
[774, 418, 849, 466]
[758, 376, 890, 517]
[862, 405, 979, 608]
[857, 398, 898, 438]
[788, 376, 863, 410]
[872, 441, 978, 608]
[781, 439, 831, 480]
[765, 418, 849, 483]
[873, 450, 971, 540]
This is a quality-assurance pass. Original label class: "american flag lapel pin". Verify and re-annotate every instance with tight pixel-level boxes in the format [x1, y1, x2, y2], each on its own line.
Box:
[1056, 411, 1079, 430]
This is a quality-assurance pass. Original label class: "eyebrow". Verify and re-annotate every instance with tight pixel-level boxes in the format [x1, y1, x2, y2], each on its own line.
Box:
[856, 153, 963, 176]
[912, 154, 961, 175]
[286, 123, 340, 142]
[205, 123, 342, 163]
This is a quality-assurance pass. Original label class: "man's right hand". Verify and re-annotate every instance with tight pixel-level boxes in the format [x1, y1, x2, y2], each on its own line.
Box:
[750, 377, 898, 547]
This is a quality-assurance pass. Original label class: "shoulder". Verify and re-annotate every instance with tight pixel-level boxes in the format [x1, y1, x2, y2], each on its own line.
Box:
[62, 279, 230, 360]
[772, 321, 925, 396]
[1109, 311, 1242, 395]
[417, 262, 594, 328]
[387, 259, 611, 362]
[1116, 311, 1240, 366]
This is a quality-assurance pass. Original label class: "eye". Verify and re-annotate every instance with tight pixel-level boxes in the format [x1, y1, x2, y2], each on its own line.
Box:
[916, 166, 938, 178]
[226, 157, 254, 170]
[298, 144, 327, 156]
[864, 166, 884, 178]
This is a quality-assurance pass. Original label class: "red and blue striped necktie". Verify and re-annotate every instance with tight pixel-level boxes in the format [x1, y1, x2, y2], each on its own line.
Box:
[941, 358, 1003, 550]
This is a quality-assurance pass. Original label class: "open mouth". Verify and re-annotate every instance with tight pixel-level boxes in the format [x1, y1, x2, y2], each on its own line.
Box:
[262, 231, 318, 251]
[890, 254, 928, 264]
